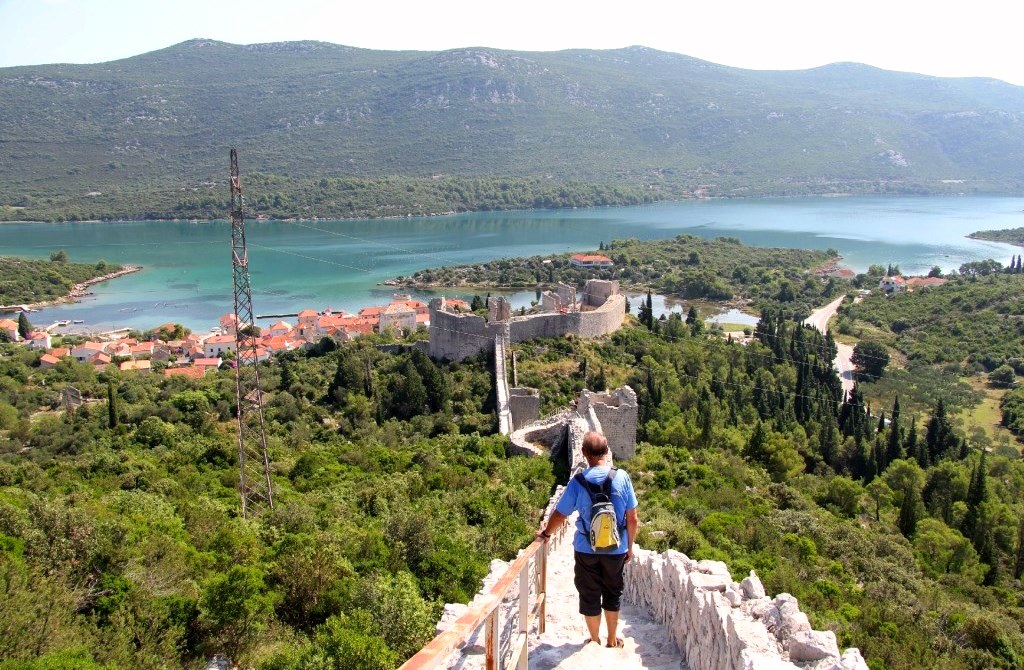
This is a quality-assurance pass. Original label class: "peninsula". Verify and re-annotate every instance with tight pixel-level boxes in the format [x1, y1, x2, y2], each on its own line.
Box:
[0, 256, 139, 313]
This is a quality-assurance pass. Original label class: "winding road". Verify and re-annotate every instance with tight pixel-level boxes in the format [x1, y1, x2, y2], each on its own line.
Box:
[804, 295, 855, 398]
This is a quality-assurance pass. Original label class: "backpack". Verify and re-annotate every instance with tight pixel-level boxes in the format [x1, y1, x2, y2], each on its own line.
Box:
[574, 467, 622, 552]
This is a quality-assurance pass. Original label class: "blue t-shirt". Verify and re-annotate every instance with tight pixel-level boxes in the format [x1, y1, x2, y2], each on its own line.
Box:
[555, 465, 638, 555]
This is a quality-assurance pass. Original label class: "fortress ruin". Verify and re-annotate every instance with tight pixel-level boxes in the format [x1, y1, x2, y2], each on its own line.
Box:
[428, 279, 626, 362]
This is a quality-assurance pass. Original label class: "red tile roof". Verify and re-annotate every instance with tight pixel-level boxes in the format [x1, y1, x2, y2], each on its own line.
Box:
[164, 366, 207, 379]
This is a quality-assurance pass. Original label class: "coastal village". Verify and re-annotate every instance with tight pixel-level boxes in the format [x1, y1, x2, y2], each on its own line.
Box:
[0, 293, 468, 378]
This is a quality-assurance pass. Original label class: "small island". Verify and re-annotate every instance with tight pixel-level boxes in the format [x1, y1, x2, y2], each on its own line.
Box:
[0, 253, 139, 312]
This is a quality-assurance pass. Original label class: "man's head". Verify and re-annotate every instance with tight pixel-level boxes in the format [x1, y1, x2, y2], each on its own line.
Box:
[581, 431, 609, 464]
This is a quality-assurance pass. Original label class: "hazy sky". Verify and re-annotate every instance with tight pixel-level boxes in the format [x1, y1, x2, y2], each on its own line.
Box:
[1, 0, 1021, 85]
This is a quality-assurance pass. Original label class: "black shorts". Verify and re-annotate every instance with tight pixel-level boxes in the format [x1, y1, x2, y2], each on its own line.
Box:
[573, 551, 627, 616]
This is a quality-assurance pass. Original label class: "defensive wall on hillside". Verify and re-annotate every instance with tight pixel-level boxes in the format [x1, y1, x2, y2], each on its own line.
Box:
[439, 409, 868, 670]
[436, 382, 867, 670]
[428, 279, 626, 362]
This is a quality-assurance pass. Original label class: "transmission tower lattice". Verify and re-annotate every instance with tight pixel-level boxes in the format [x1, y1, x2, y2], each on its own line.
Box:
[229, 148, 274, 518]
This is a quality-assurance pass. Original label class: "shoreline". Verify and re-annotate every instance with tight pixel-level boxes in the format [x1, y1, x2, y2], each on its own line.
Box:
[0, 265, 143, 313]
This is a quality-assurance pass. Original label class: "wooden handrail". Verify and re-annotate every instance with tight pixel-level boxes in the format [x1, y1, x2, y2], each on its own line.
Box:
[399, 535, 551, 670]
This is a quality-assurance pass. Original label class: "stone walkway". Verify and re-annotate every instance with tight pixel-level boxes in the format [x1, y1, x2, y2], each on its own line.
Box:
[528, 515, 686, 670]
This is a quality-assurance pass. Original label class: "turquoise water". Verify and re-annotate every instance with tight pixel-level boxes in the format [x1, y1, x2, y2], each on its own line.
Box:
[2, 196, 1022, 332]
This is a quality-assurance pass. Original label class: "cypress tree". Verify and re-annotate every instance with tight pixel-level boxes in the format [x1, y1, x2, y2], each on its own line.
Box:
[964, 448, 989, 541]
[897, 485, 921, 538]
[1014, 516, 1024, 580]
[107, 380, 118, 429]
[17, 312, 31, 340]
[886, 396, 903, 465]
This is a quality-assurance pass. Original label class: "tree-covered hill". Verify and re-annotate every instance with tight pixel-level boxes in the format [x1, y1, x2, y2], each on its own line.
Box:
[1, 301, 1024, 668]
[0, 254, 124, 306]
[2, 40, 1024, 221]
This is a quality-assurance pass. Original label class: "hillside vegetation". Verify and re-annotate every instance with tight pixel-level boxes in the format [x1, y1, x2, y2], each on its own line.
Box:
[970, 227, 1024, 246]
[394, 235, 841, 317]
[3, 40, 1024, 221]
[0, 255, 124, 306]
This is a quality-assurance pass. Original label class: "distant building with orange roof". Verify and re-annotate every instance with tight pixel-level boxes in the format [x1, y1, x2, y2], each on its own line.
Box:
[380, 303, 417, 333]
[130, 341, 155, 358]
[0, 319, 20, 341]
[119, 360, 152, 374]
[49, 347, 70, 359]
[192, 357, 222, 373]
[164, 365, 207, 379]
[91, 352, 112, 367]
[268, 321, 293, 337]
[905, 276, 947, 291]
[40, 353, 62, 368]
[570, 253, 613, 269]
[72, 341, 108, 363]
[203, 334, 237, 358]
[27, 331, 51, 350]
[219, 313, 239, 333]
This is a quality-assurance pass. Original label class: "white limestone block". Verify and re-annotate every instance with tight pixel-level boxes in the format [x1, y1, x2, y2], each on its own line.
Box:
[728, 614, 780, 657]
[739, 649, 801, 670]
[725, 588, 744, 607]
[696, 558, 732, 576]
[690, 572, 733, 592]
[789, 630, 840, 662]
[741, 571, 767, 599]
[841, 648, 870, 670]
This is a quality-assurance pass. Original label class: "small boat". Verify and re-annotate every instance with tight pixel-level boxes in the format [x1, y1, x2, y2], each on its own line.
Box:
[72, 319, 84, 324]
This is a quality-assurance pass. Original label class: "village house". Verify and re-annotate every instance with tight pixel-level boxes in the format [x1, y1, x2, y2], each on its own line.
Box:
[905, 276, 948, 291]
[164, 365, 208, 379]
[130, 341, 155, 359]
[118, 360, 152, 374]
[879, 275, 907, 294]
[192, 357, 222, 374]
[26, 331, 51, 350]
[71, 341, 108, 363]
[380, 303, 417, 334]
[203, 334, 236, 358]
[569, 253, 614, 269]
[267, 320, 293, 337]
[39, 353, 62, 369]
[218, 313, 239, 334]
[0, 319, 20, 342]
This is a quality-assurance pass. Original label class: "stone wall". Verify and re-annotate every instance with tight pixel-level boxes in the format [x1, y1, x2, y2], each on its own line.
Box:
[578, 386, 638, 460]
[508, 388, 540, 431]
[427, 288, 625, 362]
[625, 548, 868, 670]
[582, 278, 619, 307]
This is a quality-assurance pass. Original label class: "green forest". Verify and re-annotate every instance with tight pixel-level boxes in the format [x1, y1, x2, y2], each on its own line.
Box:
[968, 227, 1024, 247]
[2, 253, 1024, 669]
[0, 174, 663, 224]
[0, 254, 124, 306]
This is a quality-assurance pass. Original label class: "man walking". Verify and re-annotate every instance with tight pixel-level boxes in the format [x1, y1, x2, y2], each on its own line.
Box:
[536, 431, 639, 648]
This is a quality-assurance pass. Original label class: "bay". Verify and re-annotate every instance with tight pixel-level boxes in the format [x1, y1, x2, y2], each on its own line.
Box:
[2, 195, 1022, 332]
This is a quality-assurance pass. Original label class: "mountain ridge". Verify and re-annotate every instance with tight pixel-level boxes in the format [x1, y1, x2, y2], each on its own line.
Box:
[2, 39, 1023, 221]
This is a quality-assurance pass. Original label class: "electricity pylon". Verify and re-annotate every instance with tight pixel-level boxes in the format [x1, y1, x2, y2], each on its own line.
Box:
[229, 148, 273, 518]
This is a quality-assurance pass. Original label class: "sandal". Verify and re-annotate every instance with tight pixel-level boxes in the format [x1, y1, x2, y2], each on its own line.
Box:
[583, 637, 600, 645]
[606, 639, 624, 648]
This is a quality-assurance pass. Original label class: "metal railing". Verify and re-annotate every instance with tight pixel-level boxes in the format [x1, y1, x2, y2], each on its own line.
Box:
[399, 531, 557, 670]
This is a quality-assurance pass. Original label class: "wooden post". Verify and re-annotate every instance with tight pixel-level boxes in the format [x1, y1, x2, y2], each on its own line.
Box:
[485, 609, 500, 670]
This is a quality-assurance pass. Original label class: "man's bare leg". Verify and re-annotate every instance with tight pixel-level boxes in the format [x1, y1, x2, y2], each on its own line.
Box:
[605, 610, 620, 646]
[584, 614, 601, 643]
